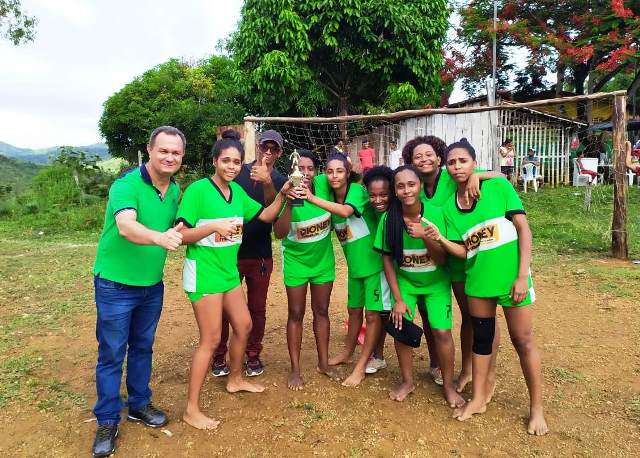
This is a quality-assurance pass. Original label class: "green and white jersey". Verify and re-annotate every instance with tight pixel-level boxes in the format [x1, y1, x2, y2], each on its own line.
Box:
[373, 204, 450, 294]
[176, 178, 263, 294]
[443, 177, 526, 298]
[420, 168, 458, 208]
[314, 176, 382, 278]
[281, 197, 335, 280]
[421, 168, 486, 208]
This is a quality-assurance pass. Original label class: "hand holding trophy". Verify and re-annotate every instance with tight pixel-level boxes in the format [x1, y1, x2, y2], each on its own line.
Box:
[289, 149, 304, 207]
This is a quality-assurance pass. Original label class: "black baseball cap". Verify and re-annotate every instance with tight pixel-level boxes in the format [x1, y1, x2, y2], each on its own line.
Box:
[258, 130, 283, 148]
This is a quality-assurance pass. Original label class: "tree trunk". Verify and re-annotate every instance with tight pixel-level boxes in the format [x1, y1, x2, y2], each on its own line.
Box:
[573, 64, 589, 122]
[628, 68, 640, 118]
[611, 94, 628, 259]
[338, 94, 348, 141]
[556, 63, 567, 116]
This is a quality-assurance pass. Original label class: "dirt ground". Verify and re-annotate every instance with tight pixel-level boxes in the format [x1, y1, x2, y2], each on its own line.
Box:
[1, 243, 639, 457]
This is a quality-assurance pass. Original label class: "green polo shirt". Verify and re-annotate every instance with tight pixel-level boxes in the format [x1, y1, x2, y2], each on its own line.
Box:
[93, 164, 180, 286]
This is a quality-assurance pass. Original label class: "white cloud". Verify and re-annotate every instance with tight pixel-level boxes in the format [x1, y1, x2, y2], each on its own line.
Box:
[0, 0, 243, 149]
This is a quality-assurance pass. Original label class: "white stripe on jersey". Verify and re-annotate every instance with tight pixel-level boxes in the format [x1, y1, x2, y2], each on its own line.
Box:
[399, 248, 437, 273]
[334, 214, 370, 246]
[287, 212, 332, 244]
[462, 216, 518, 259]
[183, 258, 196, 292]
[194, 217, 243, 248]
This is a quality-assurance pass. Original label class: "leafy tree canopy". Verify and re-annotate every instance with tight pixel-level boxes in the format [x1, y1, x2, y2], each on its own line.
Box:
[0, 0, 36, 45]
[229, 0, 450, 116]
[455, 0, 640, 102]
[98, 56, 246, 170]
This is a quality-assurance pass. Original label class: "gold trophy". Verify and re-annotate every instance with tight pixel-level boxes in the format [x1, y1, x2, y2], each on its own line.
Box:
[289, 149, 304, 207]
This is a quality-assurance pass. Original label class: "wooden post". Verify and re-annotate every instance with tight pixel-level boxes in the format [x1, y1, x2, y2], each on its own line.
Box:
[611, 94, 628, 259]
[244, 121, 256, 164]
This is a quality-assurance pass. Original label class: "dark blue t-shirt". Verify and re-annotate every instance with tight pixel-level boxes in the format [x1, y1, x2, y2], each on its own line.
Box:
[235, 161, 288, 259]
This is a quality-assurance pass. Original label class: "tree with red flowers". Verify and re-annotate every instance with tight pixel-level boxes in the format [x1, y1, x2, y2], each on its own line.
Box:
[455, 0, 640, 119]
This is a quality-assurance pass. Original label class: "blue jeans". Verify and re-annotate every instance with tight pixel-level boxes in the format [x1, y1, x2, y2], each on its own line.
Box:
[93, 276, 164, 425]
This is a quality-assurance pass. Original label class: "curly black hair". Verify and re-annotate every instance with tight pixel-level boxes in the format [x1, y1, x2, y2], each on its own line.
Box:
[401, 135, 447, 166]
[363, 165, 393, 189]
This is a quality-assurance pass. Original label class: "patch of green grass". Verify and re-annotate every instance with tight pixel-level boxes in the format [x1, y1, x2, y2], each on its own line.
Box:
[550, 367, 585, 384]
[0, 354, 41, 407]
[348, 447, 364, 458]
[522, 185, 640, 258]
[36, 379, 86, 412]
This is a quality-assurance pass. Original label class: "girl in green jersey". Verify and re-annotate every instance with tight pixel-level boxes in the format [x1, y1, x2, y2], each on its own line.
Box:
[375, 165, 465, 407]
[176, 134, 291, 430]
[403, 135, 502, 392]
[425, 139, 547, 435]
[273, 150, 338, 390]
[302, 153, 389, 388]
[362, 165, 394, 375]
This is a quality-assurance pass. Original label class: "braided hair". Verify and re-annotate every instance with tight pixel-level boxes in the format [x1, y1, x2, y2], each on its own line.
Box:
[385, 164, 423, 266]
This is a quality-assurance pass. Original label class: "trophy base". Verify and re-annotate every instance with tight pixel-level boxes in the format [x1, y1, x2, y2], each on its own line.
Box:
[291, 198, 304, 207]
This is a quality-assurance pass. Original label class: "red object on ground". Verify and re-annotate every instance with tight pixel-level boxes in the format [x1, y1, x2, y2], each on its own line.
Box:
[344, 319, 366, 345]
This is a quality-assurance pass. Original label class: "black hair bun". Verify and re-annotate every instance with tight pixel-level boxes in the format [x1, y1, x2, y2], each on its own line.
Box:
[221, 129, 241, 141]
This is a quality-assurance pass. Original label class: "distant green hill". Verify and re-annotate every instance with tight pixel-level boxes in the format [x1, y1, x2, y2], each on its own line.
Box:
[0, 154, 42, 194]
[0, 141, 110, 164]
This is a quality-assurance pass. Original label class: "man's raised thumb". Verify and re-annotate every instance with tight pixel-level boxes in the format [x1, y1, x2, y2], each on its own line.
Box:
[174, 221, 184, 231]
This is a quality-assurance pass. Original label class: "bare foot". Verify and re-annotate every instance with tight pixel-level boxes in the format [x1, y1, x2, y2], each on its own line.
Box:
[527, 409, 548, 436]
[328, 350, 352, 366]
[342, 369, 365, 387]
[317, 366, 342, 381]
[444, 386, 467, 408]
[389, 382, 415, 401]
[287, 370, 304, 391]
[226, 378, 265, 393]
[182, 409, 220, 430]
[452, 398, 487, 421]
[455, 371, 472, 393]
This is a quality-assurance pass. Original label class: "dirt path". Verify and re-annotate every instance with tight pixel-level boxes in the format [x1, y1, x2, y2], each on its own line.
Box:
[1, 248, 639, 457]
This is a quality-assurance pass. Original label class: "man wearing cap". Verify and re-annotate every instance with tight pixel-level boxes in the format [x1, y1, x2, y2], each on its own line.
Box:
[212, 129, 288, 377]
[521, 148, 540, 177]
[91, 126, 185, 457]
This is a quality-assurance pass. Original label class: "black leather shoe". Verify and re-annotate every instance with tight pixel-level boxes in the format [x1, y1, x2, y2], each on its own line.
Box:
[92, 424, 118, 458]
[127, 403, 168, 428]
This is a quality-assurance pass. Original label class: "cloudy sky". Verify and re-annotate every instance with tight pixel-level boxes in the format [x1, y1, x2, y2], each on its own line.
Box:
[0, 0, 243, 148]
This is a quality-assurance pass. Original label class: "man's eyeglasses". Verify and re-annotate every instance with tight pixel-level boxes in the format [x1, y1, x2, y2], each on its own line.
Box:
[259, 143, 281, 153]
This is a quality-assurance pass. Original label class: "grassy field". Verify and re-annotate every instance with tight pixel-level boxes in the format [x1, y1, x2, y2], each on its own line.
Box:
[0, 184, 639, 456]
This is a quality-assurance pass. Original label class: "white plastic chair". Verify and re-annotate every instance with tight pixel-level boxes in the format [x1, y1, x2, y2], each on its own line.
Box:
[521, 163, 538, 193]
[573, 158, 598, 186]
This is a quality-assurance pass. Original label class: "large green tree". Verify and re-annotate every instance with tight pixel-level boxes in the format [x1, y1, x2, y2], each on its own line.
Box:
[229, 0, 449, 116]
[0, 0, 36, 44]
[99, 56, 246, 170]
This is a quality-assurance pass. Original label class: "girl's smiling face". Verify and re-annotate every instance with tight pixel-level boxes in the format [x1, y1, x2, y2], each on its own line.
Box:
[367, 179, 390, 213]
[412, 143, 441, 175]
[394, 168, 421, 207]
[214, 147, 243, 182]
[326, 159, 348, 189]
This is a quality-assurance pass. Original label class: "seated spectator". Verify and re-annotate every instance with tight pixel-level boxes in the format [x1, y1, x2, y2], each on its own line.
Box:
[626, 140, 640, 175]
[576, 151, 598, 183]
[387, 140, 402, 170]
[521, 148, 540, 176]
[358, 139, 375, 174]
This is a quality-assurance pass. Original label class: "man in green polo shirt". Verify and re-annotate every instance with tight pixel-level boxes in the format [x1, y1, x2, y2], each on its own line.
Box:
[91, 126, 185, 458]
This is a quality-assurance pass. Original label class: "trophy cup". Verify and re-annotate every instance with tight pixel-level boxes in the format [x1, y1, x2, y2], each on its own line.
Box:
[289, 149, 304, 207]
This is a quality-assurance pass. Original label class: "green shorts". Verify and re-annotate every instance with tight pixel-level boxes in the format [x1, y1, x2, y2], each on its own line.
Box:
[447, 255, 466, 283]
[284, 270, 335, 288]
[470, 276, 536, 307]
[347, 272, 392, 312]
[396, 285, 452, 329]
[186, 291, 209, 303]
[497, 277, 536, 307]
